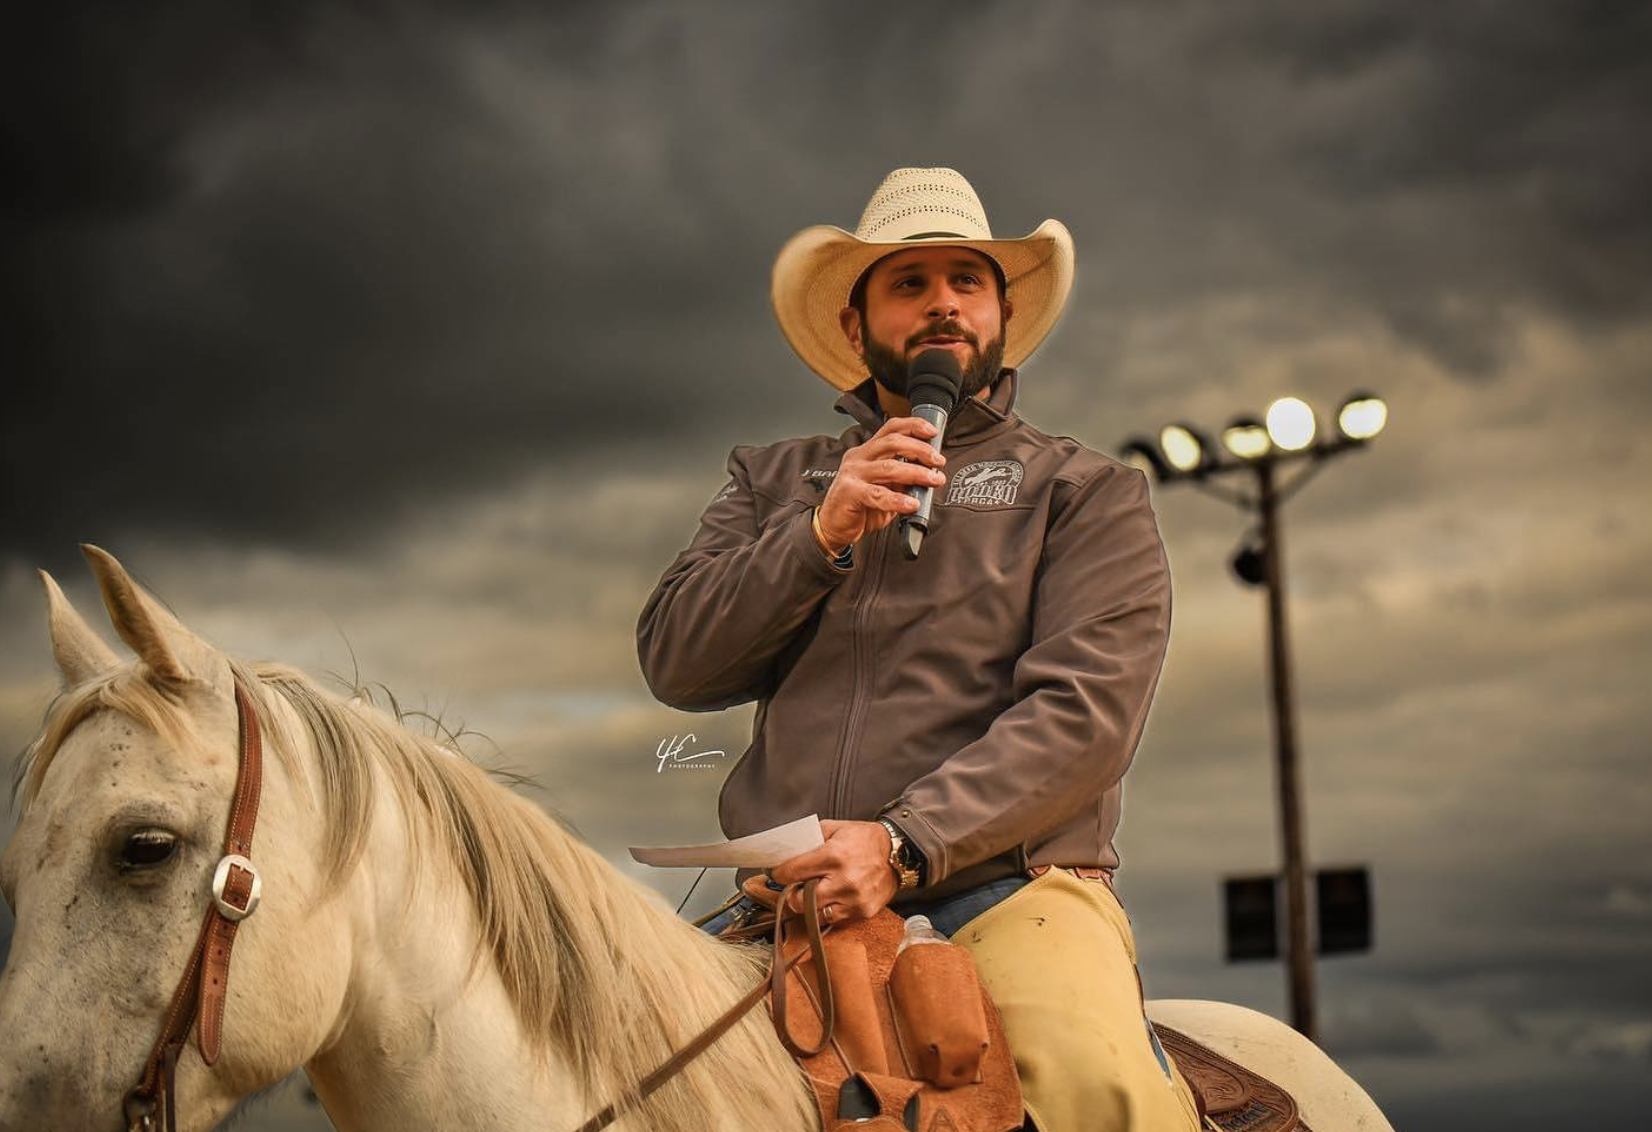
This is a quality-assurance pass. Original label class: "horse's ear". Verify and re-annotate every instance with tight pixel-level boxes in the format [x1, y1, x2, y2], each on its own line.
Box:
[40, 569, 122, 687]
[81, 544, 224, 688]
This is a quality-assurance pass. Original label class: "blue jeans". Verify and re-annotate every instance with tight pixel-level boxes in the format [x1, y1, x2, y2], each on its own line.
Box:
[696, 874, 1030, 939]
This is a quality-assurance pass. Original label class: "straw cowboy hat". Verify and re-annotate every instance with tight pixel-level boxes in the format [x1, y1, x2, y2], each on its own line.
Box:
[771, 166, 1075, 392]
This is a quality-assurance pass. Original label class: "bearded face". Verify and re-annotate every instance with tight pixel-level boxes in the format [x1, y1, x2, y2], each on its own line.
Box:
[846, 246, 1011, 405]
[861, 319, 1007, 402]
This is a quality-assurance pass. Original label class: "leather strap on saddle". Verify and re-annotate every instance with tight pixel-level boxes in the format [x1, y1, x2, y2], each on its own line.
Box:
[124, 681, 266, 1132]
[770, 879, 836, 1058]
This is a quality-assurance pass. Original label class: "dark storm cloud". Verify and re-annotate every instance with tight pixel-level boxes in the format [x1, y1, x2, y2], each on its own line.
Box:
[8, 0, 1651, 561]
[2, 1, 781, 556]
[4, 1, 716, 561]
[1206, 0, 1652, 360]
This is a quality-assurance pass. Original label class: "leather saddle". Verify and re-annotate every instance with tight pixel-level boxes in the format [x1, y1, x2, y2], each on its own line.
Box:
[720, 899, 1308, 1132]
[723, 900, 1023, 1132]
[1152, 1024, 1311, 1132]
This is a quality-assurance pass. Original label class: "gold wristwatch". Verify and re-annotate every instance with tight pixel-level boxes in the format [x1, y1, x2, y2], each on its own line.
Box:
[877, 816, 924, 891]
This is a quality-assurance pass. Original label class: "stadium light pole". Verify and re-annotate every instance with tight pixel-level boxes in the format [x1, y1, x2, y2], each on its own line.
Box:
[1120, 392, 1388, 1041]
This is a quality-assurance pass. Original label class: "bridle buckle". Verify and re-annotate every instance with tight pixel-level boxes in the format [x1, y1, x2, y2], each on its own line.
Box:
[211, 853, 262, 922]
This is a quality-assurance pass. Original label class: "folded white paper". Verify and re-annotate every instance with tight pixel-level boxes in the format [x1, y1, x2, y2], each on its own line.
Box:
[629, 813, 824, 868]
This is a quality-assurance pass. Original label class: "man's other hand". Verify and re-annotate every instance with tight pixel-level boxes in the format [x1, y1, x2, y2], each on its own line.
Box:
[742, 818, 897, 922]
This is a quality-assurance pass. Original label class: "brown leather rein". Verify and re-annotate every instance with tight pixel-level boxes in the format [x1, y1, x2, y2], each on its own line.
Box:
[571, 877, 836, 1132]
[118, 682, 829, 1132]
[123, 680, 265, 1132]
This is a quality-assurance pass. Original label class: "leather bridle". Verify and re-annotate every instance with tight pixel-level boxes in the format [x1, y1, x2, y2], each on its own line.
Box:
[123, 680, 265, 1132]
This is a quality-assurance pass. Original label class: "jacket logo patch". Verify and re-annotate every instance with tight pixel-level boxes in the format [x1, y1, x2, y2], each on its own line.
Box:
[945, 460, 1024, 506]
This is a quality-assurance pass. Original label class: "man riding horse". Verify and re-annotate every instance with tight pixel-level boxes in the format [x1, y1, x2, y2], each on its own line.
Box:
[637, 167, 1201, 1131]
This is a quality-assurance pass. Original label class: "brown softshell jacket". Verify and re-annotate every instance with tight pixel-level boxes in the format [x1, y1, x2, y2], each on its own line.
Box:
[637, 369, 1172, 902]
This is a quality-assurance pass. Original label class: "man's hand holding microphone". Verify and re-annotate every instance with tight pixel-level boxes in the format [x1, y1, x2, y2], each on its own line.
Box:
[813, 348, 962, 560]
[812, 417, 948, 557]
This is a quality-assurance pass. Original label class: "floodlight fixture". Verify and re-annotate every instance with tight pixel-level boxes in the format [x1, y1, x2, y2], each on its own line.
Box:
[1337, 392, 1388, 441]
[1119, 436, 1173, 483]
[1223, 416, 1272, 460]
[1159, 423, 1212, 474]
[1266, 397, 1317, 452]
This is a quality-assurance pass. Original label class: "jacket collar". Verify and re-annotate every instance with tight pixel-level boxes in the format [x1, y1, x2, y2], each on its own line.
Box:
[834, 368, 1020, 446]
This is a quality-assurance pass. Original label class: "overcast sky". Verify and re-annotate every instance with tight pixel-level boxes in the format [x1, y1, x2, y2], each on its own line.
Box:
[4, 2, 1650, 1127]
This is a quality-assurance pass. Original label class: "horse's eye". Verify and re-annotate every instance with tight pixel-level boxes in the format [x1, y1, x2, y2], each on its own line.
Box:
[119, 829, 179, 872]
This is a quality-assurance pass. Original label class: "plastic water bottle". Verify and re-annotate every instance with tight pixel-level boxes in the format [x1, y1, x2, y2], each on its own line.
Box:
[897, 913, 949, 955]
[889, 913, 988, 1088]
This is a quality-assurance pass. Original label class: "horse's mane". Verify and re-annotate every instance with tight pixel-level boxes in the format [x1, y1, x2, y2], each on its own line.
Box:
[17, 660, 814, 1132]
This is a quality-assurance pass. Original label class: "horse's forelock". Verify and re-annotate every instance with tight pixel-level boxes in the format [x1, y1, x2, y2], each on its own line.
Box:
[13, 667, 206, 810]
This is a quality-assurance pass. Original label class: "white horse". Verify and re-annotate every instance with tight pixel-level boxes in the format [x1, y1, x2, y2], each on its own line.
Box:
[0, 548, 1393, 1132]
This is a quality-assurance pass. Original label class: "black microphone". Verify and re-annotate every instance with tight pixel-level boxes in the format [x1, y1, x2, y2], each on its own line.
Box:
[898, 348, 961, 560]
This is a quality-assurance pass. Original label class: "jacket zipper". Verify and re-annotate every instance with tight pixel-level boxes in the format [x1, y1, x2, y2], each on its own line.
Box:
[828, 521, 891, 818]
